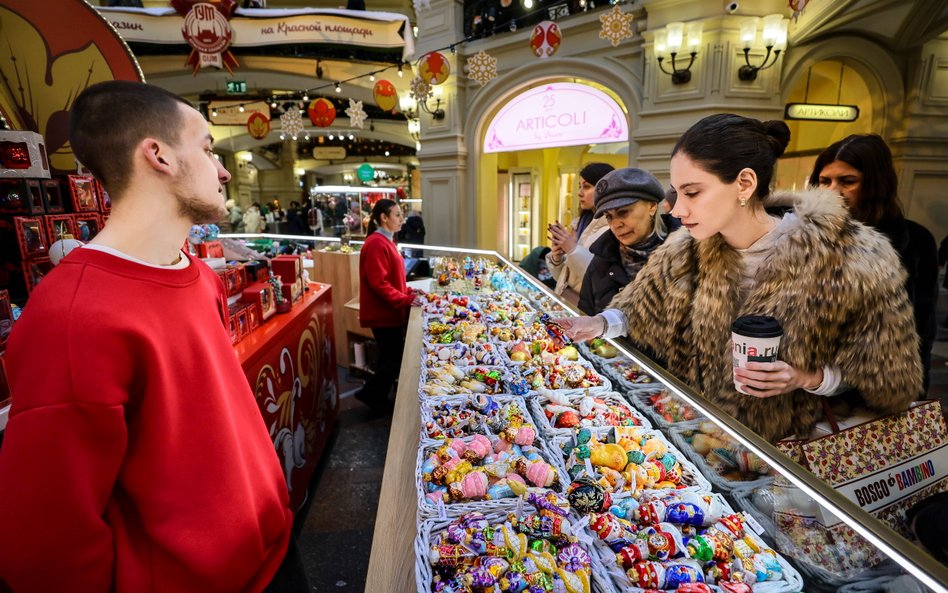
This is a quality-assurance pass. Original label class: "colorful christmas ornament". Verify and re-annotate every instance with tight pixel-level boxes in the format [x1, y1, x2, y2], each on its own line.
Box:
[418, 51, 451, 85]
[599, 5, 634, 47]
[246, 111, 270, 140]
[466, 50, 497, 87]
[345, 98, 367, 129]
[279, 108, 303, 139]
[373, 79, 399, 112]
[307, 98, 336, 127]
[410, 76, 432, 102]
[530, 21, 562, 58]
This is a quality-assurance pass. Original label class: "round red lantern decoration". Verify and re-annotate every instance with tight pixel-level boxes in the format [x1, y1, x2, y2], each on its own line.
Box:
[307, 98, 336, 127]
[246, 111, 270, 139]
[418, 51, 450, 85]
[373, 79, 398, 113]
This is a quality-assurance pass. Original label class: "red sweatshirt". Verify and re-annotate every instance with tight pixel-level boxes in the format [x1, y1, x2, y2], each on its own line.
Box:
[0, 248, 292, 593]
[359, 231, 413, 328]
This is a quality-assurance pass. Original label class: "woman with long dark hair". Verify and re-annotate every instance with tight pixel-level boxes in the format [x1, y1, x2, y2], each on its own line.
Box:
[354, 199, 420, 412]
[809, 134, 938, 391]
[559, 114, 922, 442]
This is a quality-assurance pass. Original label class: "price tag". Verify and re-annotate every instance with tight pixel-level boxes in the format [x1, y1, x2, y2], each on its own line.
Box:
[741, 511, 765, 536]
[436, 497, 448, 520]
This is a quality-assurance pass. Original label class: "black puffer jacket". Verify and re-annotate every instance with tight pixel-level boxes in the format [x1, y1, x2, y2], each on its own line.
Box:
[876, 217, 938, 391]
[578, 214, 680, 315]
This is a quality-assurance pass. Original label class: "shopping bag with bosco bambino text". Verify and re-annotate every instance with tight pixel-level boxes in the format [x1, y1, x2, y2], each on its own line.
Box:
[771, 399, 948, 581]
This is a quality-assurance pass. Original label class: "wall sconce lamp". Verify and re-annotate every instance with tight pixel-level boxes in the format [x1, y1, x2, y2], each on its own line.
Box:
[654, 21, 703, 84]
[738, 14, 788, 81]
[401, 86, 446, 120]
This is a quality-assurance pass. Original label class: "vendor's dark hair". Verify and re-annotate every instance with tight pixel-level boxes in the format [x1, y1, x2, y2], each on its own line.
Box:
[807, 134, 902, 226]
[366, 198, 399, 236]
[70, 81, 191, 199]
[672, 114, 790, 202]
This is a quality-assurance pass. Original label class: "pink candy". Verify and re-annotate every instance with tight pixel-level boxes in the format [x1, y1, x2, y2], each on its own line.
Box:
[526, 460, 556, 487]
[514, 426, 536, 446]
[460, 471, 489, 498]
[467, 434, 492, 459]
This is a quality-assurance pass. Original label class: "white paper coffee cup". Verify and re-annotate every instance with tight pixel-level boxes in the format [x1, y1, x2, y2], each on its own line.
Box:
[731, 315, 782, 394]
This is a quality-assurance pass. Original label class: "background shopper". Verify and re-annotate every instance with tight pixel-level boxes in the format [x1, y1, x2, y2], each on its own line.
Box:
[0, 81, 301, 593]
[355, 198, 421, 413]
[545, 162, 614, 304]
[560, 114, 922, 442]
[809, 134, 938, 391]
[578, 168, 680, 315]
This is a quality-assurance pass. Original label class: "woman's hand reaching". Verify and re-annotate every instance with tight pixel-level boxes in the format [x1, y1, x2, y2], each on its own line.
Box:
[734, 362, 823, 398]
[553, 316, 606, 342]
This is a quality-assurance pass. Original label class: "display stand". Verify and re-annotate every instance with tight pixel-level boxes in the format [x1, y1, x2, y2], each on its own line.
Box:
[310, 249, 372, 368]
[235, 282, 340, 513]
[364, 307, 422, 593]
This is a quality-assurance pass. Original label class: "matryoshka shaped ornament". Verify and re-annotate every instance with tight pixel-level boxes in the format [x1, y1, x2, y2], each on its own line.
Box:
[418, 51, 451, 85]
[307, 98, 336, 127]
[530, 21, 562, 59]
[373, 79, 398, 112]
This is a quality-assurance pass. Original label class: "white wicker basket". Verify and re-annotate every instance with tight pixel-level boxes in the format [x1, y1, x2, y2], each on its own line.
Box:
[667, 420, 775, 495]
[527, 390, 652, 438]
[416, 433, 569, 519]
[622, 387, 705, 428]
[549, 426, 712, 496]
[589, 492, 804, 593]
[416, 508, 613, 593]
[418, 364, 513, 399]
[419, 393, 537, 443]
[513, 359, 613, 394]
[421, 340, 507, 368]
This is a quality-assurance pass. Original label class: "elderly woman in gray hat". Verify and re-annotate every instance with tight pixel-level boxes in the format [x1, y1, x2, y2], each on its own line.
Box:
[578, 168, 680, 315]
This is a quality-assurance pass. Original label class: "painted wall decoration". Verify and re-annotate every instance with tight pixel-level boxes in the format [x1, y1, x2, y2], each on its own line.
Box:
[418, 51, 450, 85]
[530, 21, 562, 59]
[373, 79, 399, 113]
[246, 111, 271, 139]
[0, 0, 143, 174]
[307, 98, 337, 127]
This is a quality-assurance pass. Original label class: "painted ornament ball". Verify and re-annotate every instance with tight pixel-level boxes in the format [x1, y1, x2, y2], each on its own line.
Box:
[419, 51, 450, 85]
[530, 21, 562, 59]
[373, 79, 398, 112]
[246, 111, 270, 139]
[307, 98, 336, 127]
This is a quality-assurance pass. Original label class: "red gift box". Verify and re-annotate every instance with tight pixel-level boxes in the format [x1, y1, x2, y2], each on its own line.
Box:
[0, 131, 50, 179]
[270, 254, 302, 285]
[0, 289, 13, 350]
[241, 281, 276, 320]
[227, 312, 239, 345]
[197, 240, 224, 259]
[72, 214, 103, 242]
[42, 179, 65, 214]
[68, 175, 100, 213]
[245, 301, 261, 330]
[44, 215, 78, 243]
[14, 216, 48, 260]
[22, 257, 53, 293]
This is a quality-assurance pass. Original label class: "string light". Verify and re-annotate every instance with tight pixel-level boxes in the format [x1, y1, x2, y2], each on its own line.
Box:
[303, 93, 309, 102]
[348, 133, 354, 140]
[369, 74, 376, 82]
[270, 100, 277, 108]
[211, 108, 218, 117]
[397, 62, 404, 78]
[238, 105, 245, 112]
[328, 133, 335, 140]
[335, 82, 342, 93]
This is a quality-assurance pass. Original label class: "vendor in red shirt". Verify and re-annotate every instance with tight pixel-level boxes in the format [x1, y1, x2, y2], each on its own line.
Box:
[0, 82, 303, 593]
[355, 199, 422, 413]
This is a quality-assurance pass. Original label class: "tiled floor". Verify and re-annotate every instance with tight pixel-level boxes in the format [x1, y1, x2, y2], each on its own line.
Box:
[296, 273, 948, 591]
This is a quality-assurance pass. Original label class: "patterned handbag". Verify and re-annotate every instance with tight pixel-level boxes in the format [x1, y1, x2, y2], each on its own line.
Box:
[772, 399, 948, 580]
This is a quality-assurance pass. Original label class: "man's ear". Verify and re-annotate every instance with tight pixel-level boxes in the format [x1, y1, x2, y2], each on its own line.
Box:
[139, 138, 173, 174]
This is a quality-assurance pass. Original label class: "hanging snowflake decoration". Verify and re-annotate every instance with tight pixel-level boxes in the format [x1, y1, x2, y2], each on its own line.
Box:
[466, 50, 497, 87]
[599, 5, 634, 47]
[279, 108, 303, 139]
[412, 0, 430, 13]
[345, 98, 367, 129]
[409, 76, 432, 102]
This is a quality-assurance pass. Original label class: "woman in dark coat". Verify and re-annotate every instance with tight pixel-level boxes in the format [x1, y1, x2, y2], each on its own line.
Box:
[578, 168, 678, 315]
[809, 134, 938, 391]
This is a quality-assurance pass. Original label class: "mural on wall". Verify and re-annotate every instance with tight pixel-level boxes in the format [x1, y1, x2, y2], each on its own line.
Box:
[0, 0, 143, 174]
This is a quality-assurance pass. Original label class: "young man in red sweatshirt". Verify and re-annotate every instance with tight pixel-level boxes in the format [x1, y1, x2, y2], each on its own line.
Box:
[0, 82, 302, 592]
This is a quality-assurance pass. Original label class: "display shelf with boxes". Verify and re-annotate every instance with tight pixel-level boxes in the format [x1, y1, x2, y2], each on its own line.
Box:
[346, 245, 948, 593]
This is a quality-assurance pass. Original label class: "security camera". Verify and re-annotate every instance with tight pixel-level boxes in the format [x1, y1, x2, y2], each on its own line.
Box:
[725, 1, 739, 13]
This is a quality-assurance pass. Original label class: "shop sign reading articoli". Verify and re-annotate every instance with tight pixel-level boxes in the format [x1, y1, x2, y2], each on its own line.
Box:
[484, 83, 628, 153]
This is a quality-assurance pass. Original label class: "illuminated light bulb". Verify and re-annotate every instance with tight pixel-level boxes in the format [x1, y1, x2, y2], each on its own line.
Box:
[303, 93, 310, 101]
[335, 83, 342, 93]
[369, 74, 376, 82]
[238, 105, 245, 113]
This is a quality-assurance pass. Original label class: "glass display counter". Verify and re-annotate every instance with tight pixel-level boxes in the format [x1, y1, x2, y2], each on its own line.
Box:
[219, 235, 948, 593]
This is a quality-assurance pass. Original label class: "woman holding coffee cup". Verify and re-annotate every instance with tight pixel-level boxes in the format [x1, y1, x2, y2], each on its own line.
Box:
[559, 114, 922, 442]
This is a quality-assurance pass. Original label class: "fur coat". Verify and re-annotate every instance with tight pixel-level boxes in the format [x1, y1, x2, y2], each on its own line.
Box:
[609, 188, 923, 442]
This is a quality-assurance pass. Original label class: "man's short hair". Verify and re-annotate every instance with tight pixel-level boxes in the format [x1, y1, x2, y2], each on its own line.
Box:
[69, 81, 191, 198]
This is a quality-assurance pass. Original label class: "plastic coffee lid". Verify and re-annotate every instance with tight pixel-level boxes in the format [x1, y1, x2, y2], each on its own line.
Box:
[731, 315, 782, 338]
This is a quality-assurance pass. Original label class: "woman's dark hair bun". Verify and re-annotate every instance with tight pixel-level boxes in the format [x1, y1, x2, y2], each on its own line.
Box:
[763, 120, 791, 158]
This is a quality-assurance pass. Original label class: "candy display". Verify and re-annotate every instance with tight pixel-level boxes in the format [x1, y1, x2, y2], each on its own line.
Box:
[557, 427, 710, 496]
[605, 358, 656, 386]
[426, 320, 490, 345]
[421, 365, 509, 396]
[421, 395, 538, 444]
[529, 390, 650, 435]
[473, 291, 534, 323]
[517, 362, 609, 392]
[422, 293, 481, 321]
[671, 421, 773, 491]
[424, 341, 504, 367]
[419, 492, 593, 593]
[418, 435, 565, 516]
[631, 388, 702, 426]
[590, 491, 801, 593]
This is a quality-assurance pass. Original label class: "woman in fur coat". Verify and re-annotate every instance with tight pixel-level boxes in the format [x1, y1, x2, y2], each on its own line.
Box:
[560, 114, 922, 442]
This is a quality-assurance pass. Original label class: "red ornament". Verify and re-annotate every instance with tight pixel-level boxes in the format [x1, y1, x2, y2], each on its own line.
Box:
[418, 51, 450, 85]
[246, 111, 270, 140]
[555, 410, 580, 428]
[307, 98, 336, 127]
[373, 79, 398, 112]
